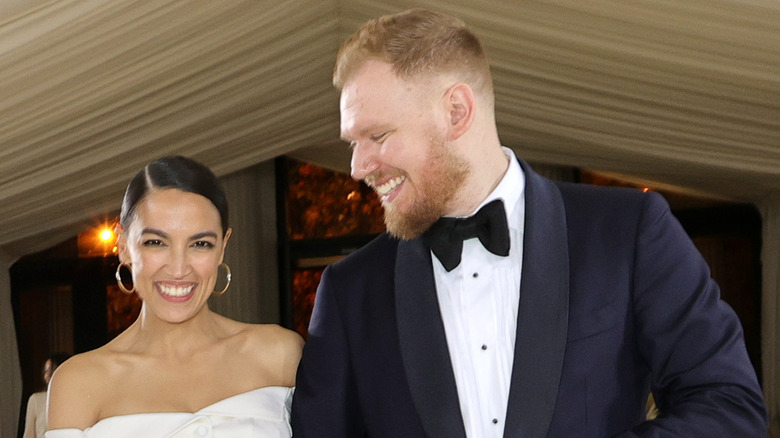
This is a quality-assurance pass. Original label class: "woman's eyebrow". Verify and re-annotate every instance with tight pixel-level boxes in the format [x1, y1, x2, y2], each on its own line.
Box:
[190, 231, 218, 241]
[141, 228, 168, 238]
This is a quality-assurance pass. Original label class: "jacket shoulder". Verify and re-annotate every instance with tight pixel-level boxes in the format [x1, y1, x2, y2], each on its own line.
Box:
[327, 232, 399, 279]
[555, 181, 670, 221]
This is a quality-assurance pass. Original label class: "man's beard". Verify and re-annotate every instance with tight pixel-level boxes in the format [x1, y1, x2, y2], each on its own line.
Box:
[381, 137, 469, 240]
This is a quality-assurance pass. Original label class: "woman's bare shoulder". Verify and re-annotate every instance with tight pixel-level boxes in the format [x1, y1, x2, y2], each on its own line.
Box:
[233, 322, 304, 385]
[213, 313, 302, 352]
[50, 348, 117, 391]
[246, 323, 304, 354]
[47, 348, 116, 430]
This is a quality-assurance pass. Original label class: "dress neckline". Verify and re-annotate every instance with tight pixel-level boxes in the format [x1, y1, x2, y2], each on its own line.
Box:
[56, 386, 294, 433]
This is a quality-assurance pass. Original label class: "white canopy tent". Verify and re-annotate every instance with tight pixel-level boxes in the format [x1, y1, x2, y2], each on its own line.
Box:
[0, 0, 778, 435]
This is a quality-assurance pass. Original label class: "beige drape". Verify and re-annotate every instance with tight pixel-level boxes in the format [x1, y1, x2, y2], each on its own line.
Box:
[1, 250, 21, 438]
[210, 160, 281, 324]
[762, 196, 780, 437]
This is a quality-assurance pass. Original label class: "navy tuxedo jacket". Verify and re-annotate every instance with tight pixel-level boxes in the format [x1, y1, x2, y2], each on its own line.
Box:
[292, 160, 767, 437]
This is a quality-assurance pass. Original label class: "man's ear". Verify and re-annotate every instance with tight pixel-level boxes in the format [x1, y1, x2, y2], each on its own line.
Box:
[445, 82, 476, 141]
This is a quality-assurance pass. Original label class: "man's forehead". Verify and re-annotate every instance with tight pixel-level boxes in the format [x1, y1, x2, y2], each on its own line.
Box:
[339, 110, 382, 141]
[338, 76, 386, 136]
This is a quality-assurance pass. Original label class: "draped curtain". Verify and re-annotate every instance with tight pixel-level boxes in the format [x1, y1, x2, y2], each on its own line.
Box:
[210, 161, 280, 324]
[762, 196, 780, 437]
[1, 251, 21, 438]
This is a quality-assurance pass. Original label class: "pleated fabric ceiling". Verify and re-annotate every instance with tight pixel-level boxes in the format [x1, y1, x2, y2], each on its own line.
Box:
[0, 0, 778, 257]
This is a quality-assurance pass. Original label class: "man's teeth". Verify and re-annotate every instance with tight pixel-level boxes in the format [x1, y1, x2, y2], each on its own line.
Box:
[158, 284, 194, 297]
[375, 175, 406, 196]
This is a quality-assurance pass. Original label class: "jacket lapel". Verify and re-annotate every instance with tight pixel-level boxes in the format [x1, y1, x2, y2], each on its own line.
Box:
[395, 237, 468, 438]
[503, 160, 570, 438]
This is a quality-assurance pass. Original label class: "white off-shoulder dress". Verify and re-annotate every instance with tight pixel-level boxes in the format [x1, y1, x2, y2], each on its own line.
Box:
[45, 386, 293, 438]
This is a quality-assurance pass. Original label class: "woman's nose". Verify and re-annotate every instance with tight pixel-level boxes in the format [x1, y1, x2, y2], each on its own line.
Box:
[167, 247, 191, 277]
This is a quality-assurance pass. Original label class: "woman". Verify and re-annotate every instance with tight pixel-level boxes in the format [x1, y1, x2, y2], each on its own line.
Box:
[24, 353, 70, 438]
[47, 156, 303, 437]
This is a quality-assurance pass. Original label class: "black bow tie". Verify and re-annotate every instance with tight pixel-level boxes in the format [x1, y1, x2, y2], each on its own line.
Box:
[424, 199, 510, 272]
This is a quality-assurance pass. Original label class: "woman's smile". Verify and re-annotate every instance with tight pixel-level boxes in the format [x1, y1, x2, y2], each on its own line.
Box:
[155, 281, 197, 302]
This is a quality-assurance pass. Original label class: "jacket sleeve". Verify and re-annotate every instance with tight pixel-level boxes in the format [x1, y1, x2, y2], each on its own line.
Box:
[617, 192, 767, 437]
[291, 265, 366, 437]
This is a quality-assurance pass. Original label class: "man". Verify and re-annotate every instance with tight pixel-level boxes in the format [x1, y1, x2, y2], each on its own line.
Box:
[292, 8, 767, 437]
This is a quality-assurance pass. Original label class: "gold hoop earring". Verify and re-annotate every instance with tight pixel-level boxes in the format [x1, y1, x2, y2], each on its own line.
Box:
[213, 263, 231, 296]
[115, 262, 135, 294]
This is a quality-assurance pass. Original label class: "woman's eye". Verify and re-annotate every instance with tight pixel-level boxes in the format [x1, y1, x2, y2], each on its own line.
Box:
[193, 241, 215, 249]
[142, 239, 163, 247]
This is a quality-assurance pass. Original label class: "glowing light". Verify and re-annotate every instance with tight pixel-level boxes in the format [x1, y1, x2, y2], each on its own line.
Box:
[100, 228, 114, 243]
[642, 187, 650, 193]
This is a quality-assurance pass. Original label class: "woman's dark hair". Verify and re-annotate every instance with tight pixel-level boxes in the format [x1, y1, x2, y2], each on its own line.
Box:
[120, 156, 229, 235]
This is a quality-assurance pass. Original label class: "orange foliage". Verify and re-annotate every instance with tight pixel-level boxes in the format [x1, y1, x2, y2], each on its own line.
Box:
[287, 161, 385, 239]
